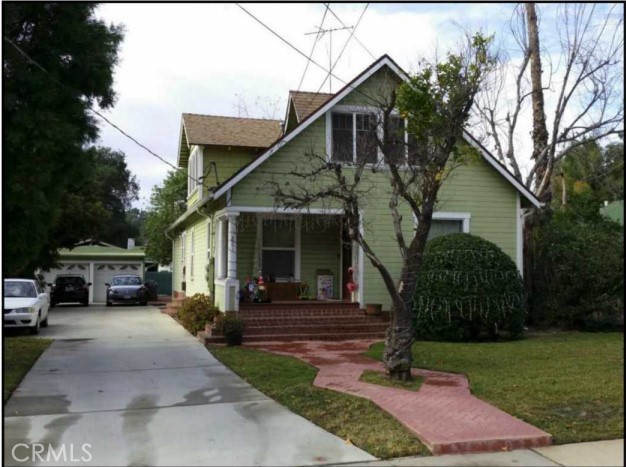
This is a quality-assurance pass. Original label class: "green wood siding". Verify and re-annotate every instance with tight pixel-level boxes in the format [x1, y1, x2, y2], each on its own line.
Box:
[202, 146, 257, 190]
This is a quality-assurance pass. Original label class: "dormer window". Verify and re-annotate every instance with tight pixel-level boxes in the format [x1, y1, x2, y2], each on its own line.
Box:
[187, 146, 203, 197]
[331, 112, 377, 164]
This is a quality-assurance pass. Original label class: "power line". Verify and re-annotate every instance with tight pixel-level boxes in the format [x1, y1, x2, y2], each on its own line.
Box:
[236, 3, 384, 109]
[297, 4, 329, 91]
[3, 36, 193, 182]
[325, 3, 376, 60]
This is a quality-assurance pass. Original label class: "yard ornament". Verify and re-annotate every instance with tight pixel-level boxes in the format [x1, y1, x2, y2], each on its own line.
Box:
[346, 267, 357, 302]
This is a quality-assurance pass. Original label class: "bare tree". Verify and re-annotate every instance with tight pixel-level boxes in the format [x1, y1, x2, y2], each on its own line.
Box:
[269, 34, 496, 380]
[233, 93, 284, 120]
[476, 3, 624, 203]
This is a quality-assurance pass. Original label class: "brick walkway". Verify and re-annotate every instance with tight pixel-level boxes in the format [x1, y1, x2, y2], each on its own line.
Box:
[246, 339, 552, 455]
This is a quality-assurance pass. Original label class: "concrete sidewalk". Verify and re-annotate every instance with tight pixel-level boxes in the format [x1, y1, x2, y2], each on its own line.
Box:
[333, 439, 624, 466]
[3, 306, 375, 466]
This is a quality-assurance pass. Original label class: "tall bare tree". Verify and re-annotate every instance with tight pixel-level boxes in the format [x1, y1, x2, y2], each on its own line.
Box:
[270, 34, 496, 380]
[477, 3, 623, 203]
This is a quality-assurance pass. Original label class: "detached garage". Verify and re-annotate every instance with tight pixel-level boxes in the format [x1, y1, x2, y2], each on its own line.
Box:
[42, 241, 146, 304]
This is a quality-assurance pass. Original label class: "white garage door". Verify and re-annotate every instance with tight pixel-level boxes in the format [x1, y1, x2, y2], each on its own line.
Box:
[93, 263, 143, 303]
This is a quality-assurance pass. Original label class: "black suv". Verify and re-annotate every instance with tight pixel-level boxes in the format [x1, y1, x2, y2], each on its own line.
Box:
[49, 275, 91, 306]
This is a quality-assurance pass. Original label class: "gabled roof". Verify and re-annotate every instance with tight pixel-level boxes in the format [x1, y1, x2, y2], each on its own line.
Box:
[289, 91, 334, 122]
[193, 55, 542, 210]
[178, 114, 282, 167]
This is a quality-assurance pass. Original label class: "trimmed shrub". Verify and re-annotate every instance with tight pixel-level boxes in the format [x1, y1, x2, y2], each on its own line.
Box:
[530, 211, 623, 330]
[414, 233, 526, 341]
[214, 314, 245, 346]
[177, 293, 219, 335]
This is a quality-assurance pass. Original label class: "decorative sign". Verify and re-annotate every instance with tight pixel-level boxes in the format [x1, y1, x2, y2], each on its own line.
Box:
[317, 274, 334, 300]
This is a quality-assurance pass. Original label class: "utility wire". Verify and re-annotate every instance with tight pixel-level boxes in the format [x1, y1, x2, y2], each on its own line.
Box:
[236, 3, 384, 109]
[297, 4, 329, 91]
[325, 3, 376, 60]
[305, 3, 370, 109]
[3, 36, 196, 183]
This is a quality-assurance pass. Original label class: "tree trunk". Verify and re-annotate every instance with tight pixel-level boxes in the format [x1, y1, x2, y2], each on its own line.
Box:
[526, 3, 551, 204]
[382, 209, 432, 380]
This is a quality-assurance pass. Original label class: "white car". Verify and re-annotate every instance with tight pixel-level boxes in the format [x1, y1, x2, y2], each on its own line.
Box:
[3, 279, 50, 334]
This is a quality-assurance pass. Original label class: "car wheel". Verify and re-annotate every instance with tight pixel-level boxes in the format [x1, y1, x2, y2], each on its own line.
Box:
[30, 314, 41, 335]
[41, 315, 49, 328]
[106, 301, 112, 307]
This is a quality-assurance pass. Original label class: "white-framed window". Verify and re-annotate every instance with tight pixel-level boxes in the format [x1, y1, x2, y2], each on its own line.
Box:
[331, 112, 378, 164]
[190, 228, 195, 280]
[207, 219, 212, 260]
[414, 212, 471, 241]
[258, 216, 301, 281]
[181, 231, 187, 271]
[187, 146, 203, 196]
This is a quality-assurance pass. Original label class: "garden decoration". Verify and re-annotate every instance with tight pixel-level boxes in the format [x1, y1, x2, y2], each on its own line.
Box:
[346, 266, 358, 302]
[298, 282, 310, 300]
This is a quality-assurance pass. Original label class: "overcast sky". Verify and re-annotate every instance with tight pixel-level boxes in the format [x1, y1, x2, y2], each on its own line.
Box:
[92, 3, 621, 208]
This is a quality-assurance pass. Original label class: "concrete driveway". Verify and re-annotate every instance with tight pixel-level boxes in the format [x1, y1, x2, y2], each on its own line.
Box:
[3, 305, 375, 466]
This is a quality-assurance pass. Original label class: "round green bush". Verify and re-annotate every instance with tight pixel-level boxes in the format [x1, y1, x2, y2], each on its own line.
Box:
[177, 293, 219, 335]
[214, 314, 245, 346]
[414, 233, 526, 341]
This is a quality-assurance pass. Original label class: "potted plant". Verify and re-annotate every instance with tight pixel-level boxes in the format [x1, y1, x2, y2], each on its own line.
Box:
[365, 303, 382, 316]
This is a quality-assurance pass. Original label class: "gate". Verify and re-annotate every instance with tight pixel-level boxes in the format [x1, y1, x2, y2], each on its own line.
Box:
[145, 271, 172, 295]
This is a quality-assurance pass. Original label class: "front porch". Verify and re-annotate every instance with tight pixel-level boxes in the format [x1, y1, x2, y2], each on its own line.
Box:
[212, 208, 363, 312]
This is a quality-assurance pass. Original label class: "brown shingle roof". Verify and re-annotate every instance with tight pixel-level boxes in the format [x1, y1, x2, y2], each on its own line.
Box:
[182, 114, 282, 148]
[289, 91, 334, 122]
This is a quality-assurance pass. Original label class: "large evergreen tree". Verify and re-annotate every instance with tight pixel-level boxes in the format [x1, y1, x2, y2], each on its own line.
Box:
[143, 170, 187, 265]
[3, 3, 124, 275]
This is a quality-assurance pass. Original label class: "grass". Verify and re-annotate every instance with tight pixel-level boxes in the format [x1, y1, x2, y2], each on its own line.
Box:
[208, 345, 430, 459]
[366, 332, 624, 444]
[360, 369, 424, 391]
[3, 337, 52, 403]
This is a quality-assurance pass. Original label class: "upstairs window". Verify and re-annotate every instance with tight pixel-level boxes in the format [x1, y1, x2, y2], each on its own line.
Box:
[332, 112, 378, 164]
[187, 147, 203, 196]
[386, 116, 406, 165]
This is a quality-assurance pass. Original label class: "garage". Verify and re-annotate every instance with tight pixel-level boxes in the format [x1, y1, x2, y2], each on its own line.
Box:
[92, 263, 142, 303]
[41, 240, 145, 304]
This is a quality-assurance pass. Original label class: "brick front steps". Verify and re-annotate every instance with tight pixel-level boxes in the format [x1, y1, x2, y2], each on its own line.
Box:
[199, 302, 390, 344]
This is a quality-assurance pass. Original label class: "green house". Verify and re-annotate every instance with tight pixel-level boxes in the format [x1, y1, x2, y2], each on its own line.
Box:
[167, 56, 541, 312]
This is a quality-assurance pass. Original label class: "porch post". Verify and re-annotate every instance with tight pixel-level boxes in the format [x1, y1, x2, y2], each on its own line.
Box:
[227, 213, 239, 279]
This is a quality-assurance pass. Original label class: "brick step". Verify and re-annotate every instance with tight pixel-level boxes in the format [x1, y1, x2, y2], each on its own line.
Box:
[237, 315, 389, 328]
[242, 332, 386, 343]
[198, 331, 225, 344]
[237, 309, 373, 319]
[240, 323, 390, 336]
[239, 301, 360, 311]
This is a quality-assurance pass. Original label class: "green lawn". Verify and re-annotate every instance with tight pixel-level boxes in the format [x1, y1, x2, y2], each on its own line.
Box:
[3, 337, 52, 403]
[366, 332, 624, 444]
[208, 345, 430, 459]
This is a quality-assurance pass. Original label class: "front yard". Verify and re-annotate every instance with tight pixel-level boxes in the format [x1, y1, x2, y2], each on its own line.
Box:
[366, 332, 624, 444]
[3, 337, 52, 403]
[209, 332, 623, 457]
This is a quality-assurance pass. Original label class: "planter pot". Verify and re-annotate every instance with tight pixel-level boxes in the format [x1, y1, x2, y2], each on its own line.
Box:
[365, 303, 382, 316]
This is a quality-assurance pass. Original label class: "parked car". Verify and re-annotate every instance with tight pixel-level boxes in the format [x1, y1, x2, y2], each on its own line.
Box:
[3, 278, 50, 334]
[106, 275, 148, 306]
[49, 275, 91, 306]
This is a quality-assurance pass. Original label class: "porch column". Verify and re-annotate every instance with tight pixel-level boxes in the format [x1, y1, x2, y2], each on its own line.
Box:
[227, 213, 239, 279]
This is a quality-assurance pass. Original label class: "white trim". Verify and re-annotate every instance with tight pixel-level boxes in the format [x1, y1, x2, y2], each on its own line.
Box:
[215, 206, 344, 217]
[257, 214, 301, 281]
[213, 56, 403, 199]
[516, 193, 524, 277]
[432, 212, 471, 232]
[208, 56, 541, 210]
[227, 213, 238, 279]
[190, 227, 195, 281]
[325, 111, 332, 161]
[462, 130, 542, 208]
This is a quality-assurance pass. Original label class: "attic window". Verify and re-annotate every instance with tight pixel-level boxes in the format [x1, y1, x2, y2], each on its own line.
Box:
[331, 112, 377, 164]
[188, 147, 203, 196]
